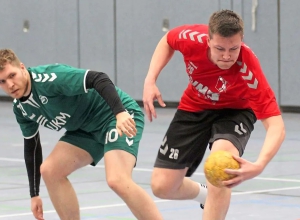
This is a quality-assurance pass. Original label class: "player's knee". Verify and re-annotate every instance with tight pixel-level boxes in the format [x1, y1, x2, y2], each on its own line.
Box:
[40, 162, 53, 180]
[40, 161, 64, 181]
[151, 178, 172, 199]
[208, 183, 231, 197]
[106, 174, 131, 194]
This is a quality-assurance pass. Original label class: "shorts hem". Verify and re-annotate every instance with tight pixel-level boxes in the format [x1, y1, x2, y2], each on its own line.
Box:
[154, 158, 188, 169]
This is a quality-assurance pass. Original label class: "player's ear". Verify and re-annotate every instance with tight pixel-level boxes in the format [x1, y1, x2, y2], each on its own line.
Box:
[20, 63, 26, 70]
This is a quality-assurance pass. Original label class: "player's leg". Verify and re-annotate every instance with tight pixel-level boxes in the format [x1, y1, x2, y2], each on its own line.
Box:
[103, 107, 163, 220]
[151, 109, 214, 206]
[202, 109, 257, 220]
[40, 130, 100, 220]
[104, 150, 163, 220]
[203, 139, 238, 220]
[151, 167, 207, 202]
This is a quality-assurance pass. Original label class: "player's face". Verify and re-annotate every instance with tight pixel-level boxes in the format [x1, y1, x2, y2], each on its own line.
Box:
[207, 33, 242, 70]
[0, 63, 30, 99]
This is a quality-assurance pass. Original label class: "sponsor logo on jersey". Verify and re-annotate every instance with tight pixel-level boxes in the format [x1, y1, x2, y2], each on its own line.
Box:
[189, 77, 220, 102]
[39, 95, 48, 104]
[37, 112, 71, 131]
[187, 61, 198, 75]
[189, 76, 231, 103]
[215, 76, 230, 93]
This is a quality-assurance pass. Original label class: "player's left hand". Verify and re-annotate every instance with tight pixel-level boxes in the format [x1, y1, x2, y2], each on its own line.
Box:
[116, 111, 137, 138]
[222, 155, 264, 188]
[31, 196, 44, 220]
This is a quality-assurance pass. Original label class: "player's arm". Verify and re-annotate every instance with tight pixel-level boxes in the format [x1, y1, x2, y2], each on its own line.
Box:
[85, 71, 125, 116]
[256, 115, 285, 169]
[224, 115, 285, 188]
[145, 33, 175, 85]
[243, 49, 285, 169]
[85, 71, 136, 137]
[143, 33, 174, 121]
[24, 132, 45, 219]
[223, 47, 285, 188]
[24, 132, 43, 198]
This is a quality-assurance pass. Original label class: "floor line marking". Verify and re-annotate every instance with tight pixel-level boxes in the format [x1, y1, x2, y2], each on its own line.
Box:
[1, 186, 300, 218]
[1, 157, 300, 183]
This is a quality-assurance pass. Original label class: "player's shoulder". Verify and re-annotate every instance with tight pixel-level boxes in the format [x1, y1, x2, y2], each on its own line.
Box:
[240, 43, 259, 61]
[28, 63, 79, 74]
[168, 24, 208, 53]
[169, 24, 208, 41]
[173, 24, 208, 32]
[28, 63, 87, 84]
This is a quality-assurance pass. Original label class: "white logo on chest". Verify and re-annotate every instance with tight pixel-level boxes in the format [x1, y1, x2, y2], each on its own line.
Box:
[39, 95, 48, 104]
[190, 77, 220, 102]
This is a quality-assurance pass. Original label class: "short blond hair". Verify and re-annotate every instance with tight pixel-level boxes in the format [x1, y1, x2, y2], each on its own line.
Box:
[0, 49, 21, 71]
[208, 10, 244, 39]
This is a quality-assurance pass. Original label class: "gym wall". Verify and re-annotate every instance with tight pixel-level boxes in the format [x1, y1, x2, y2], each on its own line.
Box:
[0, 0, 299, 111]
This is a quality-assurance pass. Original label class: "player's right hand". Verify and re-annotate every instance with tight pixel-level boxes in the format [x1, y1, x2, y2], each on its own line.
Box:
[31, 196, 44, 220]
[143, 82, 166, 122]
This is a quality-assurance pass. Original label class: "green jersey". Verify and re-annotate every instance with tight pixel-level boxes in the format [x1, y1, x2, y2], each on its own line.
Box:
[13, 64, 135, 138]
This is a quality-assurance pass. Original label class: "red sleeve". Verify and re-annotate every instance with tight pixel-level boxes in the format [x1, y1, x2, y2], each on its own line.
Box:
[166, 24, 208, 56]
[241, 45, 281, 119]
[167, 25, 190, 52]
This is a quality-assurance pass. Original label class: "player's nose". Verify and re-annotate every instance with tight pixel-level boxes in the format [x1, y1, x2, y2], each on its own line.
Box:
[222, 53, 231, 60]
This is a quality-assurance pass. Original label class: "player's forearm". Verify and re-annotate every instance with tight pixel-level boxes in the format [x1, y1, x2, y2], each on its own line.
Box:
[256, 116, 285, 169]
[24, 132, 43, 198]
[145, 34, 175, 84]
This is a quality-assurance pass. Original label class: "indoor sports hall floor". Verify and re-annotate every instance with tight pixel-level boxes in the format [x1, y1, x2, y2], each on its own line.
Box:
[1, 101, 300, 220]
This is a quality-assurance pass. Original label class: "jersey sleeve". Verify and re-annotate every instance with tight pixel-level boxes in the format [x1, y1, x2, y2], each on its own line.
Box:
[167, 24, 208, 58]
[13, 103, 39, 139]
[167, 25, 189, 52]
[28, 64, 89, 96]
[241, 46, 281, 119]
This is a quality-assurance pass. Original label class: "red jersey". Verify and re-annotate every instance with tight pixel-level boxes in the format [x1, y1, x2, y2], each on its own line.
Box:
[167, 24, 280, 120]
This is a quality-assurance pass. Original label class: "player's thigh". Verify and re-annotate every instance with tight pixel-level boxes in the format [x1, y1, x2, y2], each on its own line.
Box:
[211, 139, 239, 156]
[209, 109, 257, 156]
[104, 150, 136, 181]
[59, 129, 104, 167]
[103, 106, 144, 174]
[154, 109, 215, 171]
[42, 141, 93, 177]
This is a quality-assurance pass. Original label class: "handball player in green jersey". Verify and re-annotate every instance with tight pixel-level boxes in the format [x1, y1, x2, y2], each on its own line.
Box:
[0, 49, 163, 220]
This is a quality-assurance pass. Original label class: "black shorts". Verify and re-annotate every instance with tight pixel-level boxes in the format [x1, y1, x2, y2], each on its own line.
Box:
[154, 108, 257, 176]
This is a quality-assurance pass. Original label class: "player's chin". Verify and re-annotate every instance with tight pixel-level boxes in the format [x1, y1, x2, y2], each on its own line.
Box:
[217, 62, 234, 70]
[10, 91, 21, 99]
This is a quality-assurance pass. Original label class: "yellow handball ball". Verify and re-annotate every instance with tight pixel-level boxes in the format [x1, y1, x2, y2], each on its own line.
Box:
[204, 150, 240, 188]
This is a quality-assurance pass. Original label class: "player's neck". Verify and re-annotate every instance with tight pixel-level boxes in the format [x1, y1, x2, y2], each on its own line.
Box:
[23, 70, 32, 97]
